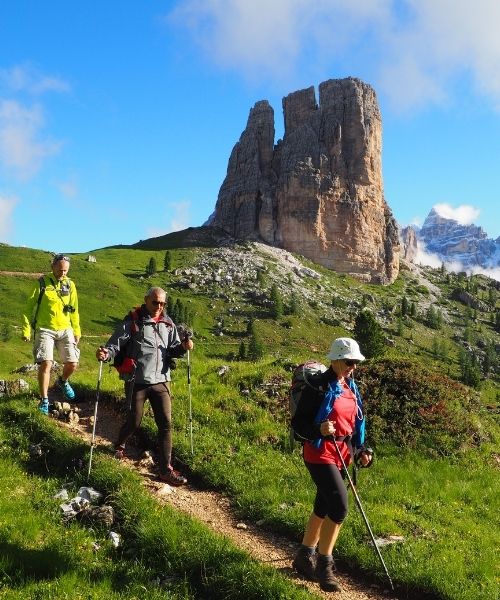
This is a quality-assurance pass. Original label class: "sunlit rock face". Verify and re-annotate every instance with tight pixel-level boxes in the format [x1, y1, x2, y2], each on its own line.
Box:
[400, 226, 419, 262]
[210, 77, 400, 284]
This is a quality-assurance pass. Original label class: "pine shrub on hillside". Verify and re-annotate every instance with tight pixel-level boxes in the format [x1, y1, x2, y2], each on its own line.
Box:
[146, 256, 157, 276]
[248, 333, 264, 360]
[358, 359, 484, 455]
[163, 250, 172, 271]
[354, 309, 386, 359]
[269, 284, 284, 319]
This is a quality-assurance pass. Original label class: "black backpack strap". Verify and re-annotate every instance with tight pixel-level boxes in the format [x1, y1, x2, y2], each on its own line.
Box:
[31, 276, 46, 330]
[122, 307, 144, 359]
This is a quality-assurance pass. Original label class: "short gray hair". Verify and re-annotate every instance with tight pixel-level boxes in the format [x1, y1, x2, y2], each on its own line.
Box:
[145, 286, 166, 299]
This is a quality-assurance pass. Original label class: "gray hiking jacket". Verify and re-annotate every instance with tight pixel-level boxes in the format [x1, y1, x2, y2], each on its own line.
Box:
[104, 305, 186, 384]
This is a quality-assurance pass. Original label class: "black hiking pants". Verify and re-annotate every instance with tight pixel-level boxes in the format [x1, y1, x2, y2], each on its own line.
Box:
[117, 381, 172, 475]
[305, 461, 348, 524]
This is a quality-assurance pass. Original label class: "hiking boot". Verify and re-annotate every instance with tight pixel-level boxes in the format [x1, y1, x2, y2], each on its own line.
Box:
[57, 377, 75, 401]
[315, 554, 342, 593]
[158, 468, 187, 486]
[38, 398, 49, 415]
[114, 445, 126, 460]
[292, 546, 317, 581]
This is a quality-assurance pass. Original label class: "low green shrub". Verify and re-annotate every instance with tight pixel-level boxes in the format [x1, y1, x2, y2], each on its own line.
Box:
[359, 359, 483, 454]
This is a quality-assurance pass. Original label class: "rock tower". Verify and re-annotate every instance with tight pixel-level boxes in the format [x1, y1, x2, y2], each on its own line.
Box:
[209, 77, 400, 283]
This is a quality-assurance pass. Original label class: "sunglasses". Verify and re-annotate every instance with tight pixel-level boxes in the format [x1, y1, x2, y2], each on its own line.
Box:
[53, 254, 70, 263]
[151, 300, 166, 306]
[343, 359, 359, 367]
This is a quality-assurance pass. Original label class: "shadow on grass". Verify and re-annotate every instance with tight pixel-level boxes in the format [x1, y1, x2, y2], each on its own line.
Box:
[0, 538, 72, 584]
[92, 315, 127, 329]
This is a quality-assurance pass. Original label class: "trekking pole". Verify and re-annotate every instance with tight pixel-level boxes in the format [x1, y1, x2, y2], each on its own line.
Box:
[187, 348, 193, 454]
[87, 360, 103, 481]
[176, 324, 194, 454]
[332, 439, 395, 591]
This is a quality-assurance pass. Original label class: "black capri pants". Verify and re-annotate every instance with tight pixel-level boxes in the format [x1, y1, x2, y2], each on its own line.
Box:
[117, 381, 172, 475]
[305, 461, 348, 524]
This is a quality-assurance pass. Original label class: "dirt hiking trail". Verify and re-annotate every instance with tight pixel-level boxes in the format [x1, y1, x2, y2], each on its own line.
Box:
[55, 398, 400, 600]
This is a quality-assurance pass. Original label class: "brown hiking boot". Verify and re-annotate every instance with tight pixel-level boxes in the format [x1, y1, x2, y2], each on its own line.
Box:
[292, 547, 317, 581]
[315, 554, 342, 592]
[114, 445, 126, 459]
[158, 468, 187, 486]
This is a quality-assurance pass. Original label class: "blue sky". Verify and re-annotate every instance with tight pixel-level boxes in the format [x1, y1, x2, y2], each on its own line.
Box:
[1, 1, 499, 255]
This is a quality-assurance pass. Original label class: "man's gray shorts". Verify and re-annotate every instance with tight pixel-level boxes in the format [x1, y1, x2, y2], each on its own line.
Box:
[34, 328, 80, 364]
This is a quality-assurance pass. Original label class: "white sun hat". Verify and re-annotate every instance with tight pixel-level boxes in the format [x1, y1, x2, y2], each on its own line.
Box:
[326, 337, 365, 362]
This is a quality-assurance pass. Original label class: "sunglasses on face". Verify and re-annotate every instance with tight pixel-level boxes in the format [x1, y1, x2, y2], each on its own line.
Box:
[151, 300, 166, 306]
[343, 359, 359, 367]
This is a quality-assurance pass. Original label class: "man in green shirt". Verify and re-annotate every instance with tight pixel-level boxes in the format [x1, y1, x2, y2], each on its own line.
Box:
[22, 254, 81, 414]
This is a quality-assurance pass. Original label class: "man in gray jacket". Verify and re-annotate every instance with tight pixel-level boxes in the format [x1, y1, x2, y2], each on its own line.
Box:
[96, 286, 193, 486]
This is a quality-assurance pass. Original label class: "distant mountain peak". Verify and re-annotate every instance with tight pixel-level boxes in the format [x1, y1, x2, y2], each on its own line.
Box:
[402, 208, 500, 274]
[422, 208, 488, 240]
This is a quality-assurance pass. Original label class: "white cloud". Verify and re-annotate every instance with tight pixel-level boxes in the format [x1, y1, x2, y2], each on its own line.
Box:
[409, 1, 500, 108]
[0, 194, 17, 241]
[0, 100, 62, 180]
[147, 201, 191, 237]
[376, 0, 500, 111]
[414, 242, 443, 269]
[0, 64, 70, 95]
[169, 0, 300, 82]
[377, 53, 447, 111]
[0, 64, 68, 179]
[467, 264, 500, 282]
[415, 239, 500, 281]
[433, 203, 480, 226]
[169, 0, 392, 84]
[170, 0, 500, 110]
[57, 178, 79, 199]
[166, 200, 191, 233]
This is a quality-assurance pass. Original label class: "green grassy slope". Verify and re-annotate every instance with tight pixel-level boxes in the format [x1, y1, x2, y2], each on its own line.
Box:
[0, 241, 498, 600]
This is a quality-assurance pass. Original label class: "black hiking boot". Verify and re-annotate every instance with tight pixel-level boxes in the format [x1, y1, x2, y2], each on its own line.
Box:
[315, 554, 342, 593]
[292, 546, 317, 581]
